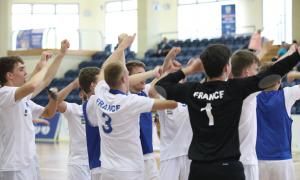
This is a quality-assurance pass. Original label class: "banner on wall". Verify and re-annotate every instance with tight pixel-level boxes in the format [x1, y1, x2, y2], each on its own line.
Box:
[221, 4, 236, 36]
[16, 29, 44, 49]
[35, 113, 61, 142]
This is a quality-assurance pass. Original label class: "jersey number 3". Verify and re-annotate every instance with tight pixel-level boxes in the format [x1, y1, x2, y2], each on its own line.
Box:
[201, 103, 214, 126]
[102, 112, 113, 133]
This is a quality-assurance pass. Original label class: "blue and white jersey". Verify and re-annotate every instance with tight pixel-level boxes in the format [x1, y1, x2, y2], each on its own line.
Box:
[88, 80, 154, 171]
[137, 84, 153, 155]
[82, 101, 101, 170]
[256, 85, 300, 160]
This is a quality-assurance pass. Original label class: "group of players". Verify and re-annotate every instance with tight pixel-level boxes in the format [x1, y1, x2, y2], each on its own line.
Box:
[1, 33, 300, 180]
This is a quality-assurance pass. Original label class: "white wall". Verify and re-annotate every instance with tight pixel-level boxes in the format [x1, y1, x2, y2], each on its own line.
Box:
[0, 0, 12, 56]
[22, 54, 90, 78]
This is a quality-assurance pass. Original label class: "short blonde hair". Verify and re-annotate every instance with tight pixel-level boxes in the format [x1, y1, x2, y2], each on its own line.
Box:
[104, 62, 126, 88]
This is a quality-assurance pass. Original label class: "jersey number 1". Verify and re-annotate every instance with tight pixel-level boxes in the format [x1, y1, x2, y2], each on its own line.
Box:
[102, 112, 113, 133]
[201, 103, 214, 126]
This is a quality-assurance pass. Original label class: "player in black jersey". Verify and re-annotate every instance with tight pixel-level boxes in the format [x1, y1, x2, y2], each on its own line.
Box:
[156, 44, 300, 180]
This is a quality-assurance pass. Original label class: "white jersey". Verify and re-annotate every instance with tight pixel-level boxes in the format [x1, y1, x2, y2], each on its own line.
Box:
[62, 102, 89, 166]
[0, 86, 44, 171]
[157, 102, 192, 161]
[87, 80, 154, 171]
[238, 92, 259, 165]
[283, 85, 300, 117]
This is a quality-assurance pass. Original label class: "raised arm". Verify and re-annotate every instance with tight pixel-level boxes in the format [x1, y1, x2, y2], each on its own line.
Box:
[15, 59, 51, 101]
[32, 39, 70, 98]
[151, 99, 178, 111]
[57, 78, 79, 113]
[40, 88, 58, 119]
[256, 49, 300, 87]
[98, 34, 136, 81]
[233, 47, 300, 98]
[148, 47, 183, 98]
[256, 40, 273, 61]
[276, 44, 298, 62]
[129, 66, 161, 86]
[287, 71, 300, 83]
[155, 58, 203, 101]
[29, 51, 52, 79]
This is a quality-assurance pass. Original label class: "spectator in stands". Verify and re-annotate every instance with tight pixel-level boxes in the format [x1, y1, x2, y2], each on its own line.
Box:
[248, 29, 263, 53]
[277, 42, 289, 58]
[156, 37, 172, 57]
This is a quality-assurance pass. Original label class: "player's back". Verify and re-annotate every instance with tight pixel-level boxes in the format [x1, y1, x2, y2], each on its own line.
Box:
[91, 81, 154, 172]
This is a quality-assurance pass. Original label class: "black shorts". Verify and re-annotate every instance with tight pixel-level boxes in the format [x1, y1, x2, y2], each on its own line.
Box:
[188, 160, 245, 180]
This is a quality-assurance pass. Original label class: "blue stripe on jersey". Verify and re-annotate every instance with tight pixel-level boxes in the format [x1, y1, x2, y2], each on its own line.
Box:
[109, 89, 126, 95]
[138, 91, 153, 154]
[82, 101, 101, 169]
[256, 90, 293, 160]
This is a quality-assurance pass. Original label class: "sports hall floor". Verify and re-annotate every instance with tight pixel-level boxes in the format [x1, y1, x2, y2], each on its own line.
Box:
[38, 143, 300, 180]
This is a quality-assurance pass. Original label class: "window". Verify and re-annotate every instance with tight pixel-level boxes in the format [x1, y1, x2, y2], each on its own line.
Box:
[177, 0, 235, 40]
[105, 0, 137, 52]
[263, 0, 292, 44]
[12, 3, 79, 49]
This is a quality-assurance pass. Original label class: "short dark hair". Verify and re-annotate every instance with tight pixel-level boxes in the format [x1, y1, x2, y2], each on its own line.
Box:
[104, 62, 125, 88]
[126, 60, 145, 75]
[200, 44, 231, 78]
[79, 67, 100, 94]
[231, 50, 260, 77]
[0, 56, 24, 86]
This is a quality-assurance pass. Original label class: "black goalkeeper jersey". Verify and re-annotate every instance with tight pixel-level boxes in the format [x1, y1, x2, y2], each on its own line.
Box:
[156, 52, 300, 163]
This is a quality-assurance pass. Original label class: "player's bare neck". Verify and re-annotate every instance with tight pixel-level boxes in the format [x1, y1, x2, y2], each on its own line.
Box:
[4, 81, 15, 87]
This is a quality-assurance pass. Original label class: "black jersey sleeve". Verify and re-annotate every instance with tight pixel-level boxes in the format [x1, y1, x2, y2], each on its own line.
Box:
[155, 70, 191, 103]
[233, 51, 300, 99]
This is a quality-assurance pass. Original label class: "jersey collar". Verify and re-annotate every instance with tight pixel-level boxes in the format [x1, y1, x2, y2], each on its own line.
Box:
[109, 89, 126, 95]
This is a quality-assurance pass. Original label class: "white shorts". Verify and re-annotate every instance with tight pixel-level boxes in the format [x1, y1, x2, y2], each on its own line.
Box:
[68, 164, 91, 180]
[0, 159, 40, 180]
[144, 158, 159, 180]
[258, 159, 296, 180]
[100, 168, 143, 180]
[91, 167, 102, 180]
[160, 155, 191, 180]
[243, 164, 259, 180]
